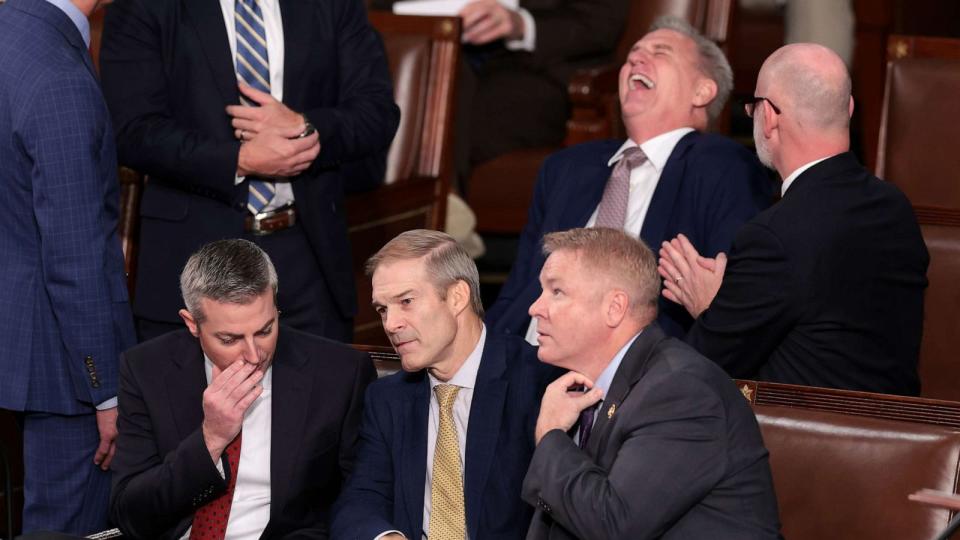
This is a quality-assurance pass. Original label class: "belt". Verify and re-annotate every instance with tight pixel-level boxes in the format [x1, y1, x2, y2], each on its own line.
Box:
[244, 205, 296, 235]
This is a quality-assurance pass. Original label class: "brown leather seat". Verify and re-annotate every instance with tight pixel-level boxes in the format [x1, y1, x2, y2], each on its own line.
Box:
[467, 0, 734, 234]
[741, 380, 960, 539]
[877, 35, 960, 401]
[347, 13, 460, 344]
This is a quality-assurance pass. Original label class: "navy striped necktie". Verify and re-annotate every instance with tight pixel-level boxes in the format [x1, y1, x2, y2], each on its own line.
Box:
[235, 0, 276, 214]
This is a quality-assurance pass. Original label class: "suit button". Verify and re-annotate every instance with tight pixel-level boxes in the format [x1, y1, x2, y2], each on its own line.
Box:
[92, 381, 101, 388]
[330, 202, 336, 213]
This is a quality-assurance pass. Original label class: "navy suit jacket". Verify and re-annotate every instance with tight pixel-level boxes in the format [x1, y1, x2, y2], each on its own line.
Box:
[332, 332, 558, 539]
[111, 327, 376, 539]
[688, 153, 929, 395]
[0, 0, 136, 415]
[100, 0, 399, 324]
[523, 324, 782, 539]
[485, 132, 772, 339]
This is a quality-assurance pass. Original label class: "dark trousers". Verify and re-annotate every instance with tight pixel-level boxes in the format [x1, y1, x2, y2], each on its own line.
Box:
[137, 221, 351, 344]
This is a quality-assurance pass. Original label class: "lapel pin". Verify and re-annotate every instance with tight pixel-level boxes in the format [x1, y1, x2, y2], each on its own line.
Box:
[607, 403, 616, 419]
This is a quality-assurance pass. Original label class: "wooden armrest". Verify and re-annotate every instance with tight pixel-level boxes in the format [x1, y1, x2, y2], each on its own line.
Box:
[567, 64, 620, 108]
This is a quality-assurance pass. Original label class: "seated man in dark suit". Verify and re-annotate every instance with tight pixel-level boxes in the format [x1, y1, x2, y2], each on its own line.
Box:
[332, 230, 557, 539]
[522, 228, 781, 539]
[658, 43, 929, 395]
[111, 239, 376, 539]
[485, 15, 772, 341]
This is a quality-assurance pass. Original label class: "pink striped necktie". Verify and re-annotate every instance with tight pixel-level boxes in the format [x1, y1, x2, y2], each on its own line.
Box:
[595, 146, 648, 229]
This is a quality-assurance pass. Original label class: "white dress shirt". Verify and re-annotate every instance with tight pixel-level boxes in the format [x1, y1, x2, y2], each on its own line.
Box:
[180, 358, 273, 540]
[219, 0, 295, 211]
[525, 127, 695, 345]
[780, 155, 833, 196]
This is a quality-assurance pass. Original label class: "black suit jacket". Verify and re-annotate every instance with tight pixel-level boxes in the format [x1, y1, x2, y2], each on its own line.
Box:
[110, 327, 377, 539]
[687, 152, 929, 395]
[100, 0, 400, 323]
[522, 324, 782, 539]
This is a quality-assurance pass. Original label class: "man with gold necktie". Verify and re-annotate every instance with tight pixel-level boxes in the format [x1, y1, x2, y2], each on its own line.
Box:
[110, 239, 376, 539]
[100, 0, 399, 343]
[332, 230, 558, 539]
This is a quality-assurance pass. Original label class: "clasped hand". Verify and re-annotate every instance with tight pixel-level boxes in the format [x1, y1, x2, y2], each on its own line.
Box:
[535, 371, 603, 445]
[227, 82, 320, 178]
[657, 233, 726, 319]
[459, 0, 525, 45]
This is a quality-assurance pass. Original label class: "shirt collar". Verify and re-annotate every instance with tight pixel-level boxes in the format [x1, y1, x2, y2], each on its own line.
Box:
[429, 324, 486, 391]
[781, 155, 834, 196]
[592, 331, 642, 398]
[44, 0, 91, 47]
[608, 127, 695, 173]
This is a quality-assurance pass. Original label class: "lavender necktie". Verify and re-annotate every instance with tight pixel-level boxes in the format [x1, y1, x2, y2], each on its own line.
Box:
[595, 146, 648, 229]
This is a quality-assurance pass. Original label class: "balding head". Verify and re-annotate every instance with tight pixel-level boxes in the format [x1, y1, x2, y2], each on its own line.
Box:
[752, 43, 853, 177]
[758, 43, 851, 132]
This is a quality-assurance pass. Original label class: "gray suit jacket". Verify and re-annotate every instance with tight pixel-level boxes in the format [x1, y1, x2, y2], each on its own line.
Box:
[522, 324, 782, 539]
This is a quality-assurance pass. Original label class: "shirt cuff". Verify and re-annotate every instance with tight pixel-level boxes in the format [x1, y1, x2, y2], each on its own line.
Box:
[505, 8, 536, 52]
[235, 173, 245, 185]
[96, 397, 118, 410]
[374, 531, 406, 540]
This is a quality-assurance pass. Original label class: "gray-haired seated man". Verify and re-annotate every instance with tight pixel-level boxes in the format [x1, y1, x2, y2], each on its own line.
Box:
[110, 239, 376, 539]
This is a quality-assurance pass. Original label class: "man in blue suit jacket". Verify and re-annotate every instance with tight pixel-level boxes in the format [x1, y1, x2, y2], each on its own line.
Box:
[485, 16, 772, 340]
[0, 0, 136, 534]
[333, 230, 557, 539]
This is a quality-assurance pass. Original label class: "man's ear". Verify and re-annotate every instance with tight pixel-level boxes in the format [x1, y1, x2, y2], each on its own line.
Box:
[445, 280, 472, 316]
[604, 289, 630, 328]
[179, 308, 200, 338]
[692, 78, 718, 109]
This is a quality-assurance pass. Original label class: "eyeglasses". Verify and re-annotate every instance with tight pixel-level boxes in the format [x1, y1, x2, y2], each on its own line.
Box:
[744, 96, 781, 118]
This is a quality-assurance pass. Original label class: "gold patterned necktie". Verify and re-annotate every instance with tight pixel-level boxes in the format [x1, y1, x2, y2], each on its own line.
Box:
[430, 384, 466, 540]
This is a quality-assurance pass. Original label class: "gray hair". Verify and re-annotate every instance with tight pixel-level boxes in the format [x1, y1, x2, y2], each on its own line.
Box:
[650, 15, 733, 124]
[542, 228, 659, 320]
[180, 239, 279, 324]
[365, 229, 484, 317]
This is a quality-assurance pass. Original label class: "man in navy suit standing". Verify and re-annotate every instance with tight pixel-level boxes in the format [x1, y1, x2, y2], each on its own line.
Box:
[100, 0, 399, 342]
[0, 0, 137, 534]
[485, 15, 773, 341]
[333, 230, 557, 539]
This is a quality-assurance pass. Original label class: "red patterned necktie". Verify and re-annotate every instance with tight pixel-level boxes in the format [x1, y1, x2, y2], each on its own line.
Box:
[595, 146, 648, 229]
[190, 432, 243, 540]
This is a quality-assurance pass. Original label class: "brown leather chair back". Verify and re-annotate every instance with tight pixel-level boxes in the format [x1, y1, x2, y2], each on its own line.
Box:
[738, 380, 960, 540]
[916, 222, 960, 401]
[757, 406, 960, 540]
[876, 35, 960, 401]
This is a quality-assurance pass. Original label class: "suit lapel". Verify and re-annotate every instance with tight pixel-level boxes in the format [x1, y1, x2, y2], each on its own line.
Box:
[269, 331, 311, 513]
[184, 0, 238, 105]
[558, 150, 615, 230]
[586, 325, 668, 457]
[401, 375, 430, 538]
[639, 131, 698, 250]
[463, 336, 508, 538]
[164, 333, 207, 441]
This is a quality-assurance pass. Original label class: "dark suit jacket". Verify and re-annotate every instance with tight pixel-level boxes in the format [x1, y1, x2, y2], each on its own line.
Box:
[486, 133, 772, 339]
[331, 332, 559, 539]
[523, 324, 782, 539]
[110, 327, 377, 539]
[99, 0, 399, 324]
[687, 152, 929, 395]
[0, 0, 136, 415]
